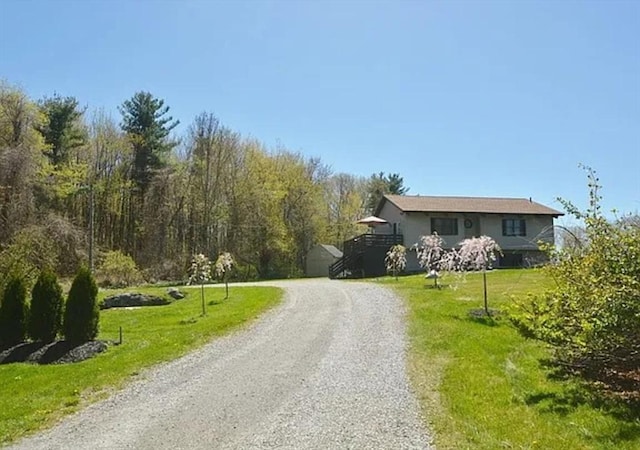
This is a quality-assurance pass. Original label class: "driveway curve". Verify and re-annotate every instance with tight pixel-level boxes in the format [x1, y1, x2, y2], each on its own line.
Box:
[9, 279, 432, 449]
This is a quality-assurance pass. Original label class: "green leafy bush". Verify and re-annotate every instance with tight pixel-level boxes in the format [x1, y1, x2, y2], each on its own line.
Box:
[511, 167, 640, 376]
[96, 250, 142, 287]
[63, 267, 99, 342]
[0, 275, 29, 347]
[28, 269, 64, 342]
[0, 226, 57, 293]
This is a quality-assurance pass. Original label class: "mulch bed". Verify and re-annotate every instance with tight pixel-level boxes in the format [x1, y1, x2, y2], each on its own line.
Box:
[0, 340, 109, 365]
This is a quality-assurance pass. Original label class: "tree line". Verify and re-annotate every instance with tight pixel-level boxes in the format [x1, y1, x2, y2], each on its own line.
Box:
[0, 82, 408, 284]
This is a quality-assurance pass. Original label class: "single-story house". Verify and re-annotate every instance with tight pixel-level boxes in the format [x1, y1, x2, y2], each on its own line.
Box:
[306, 244, 343, 277]
[375, 194, 564, 271]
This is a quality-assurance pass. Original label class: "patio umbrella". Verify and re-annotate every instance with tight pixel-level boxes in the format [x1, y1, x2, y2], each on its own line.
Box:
[356, 216, 389, 226]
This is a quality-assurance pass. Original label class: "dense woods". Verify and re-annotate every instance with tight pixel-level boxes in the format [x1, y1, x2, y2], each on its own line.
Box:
[0, 82, 408, 284]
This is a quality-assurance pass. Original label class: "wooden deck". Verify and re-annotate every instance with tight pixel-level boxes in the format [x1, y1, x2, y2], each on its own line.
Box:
[329, 233, 403, 279]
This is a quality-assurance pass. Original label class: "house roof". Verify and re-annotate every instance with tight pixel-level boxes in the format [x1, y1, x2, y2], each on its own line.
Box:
[319, 244, 343, 258]
[378, 195, 564, 216]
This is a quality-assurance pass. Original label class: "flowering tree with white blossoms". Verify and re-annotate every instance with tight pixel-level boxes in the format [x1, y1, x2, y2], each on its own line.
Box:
[415, 232, 446, 287]
[385, 245, 406, 280]
[457, 236, 502, 315]
[215, 252, 235, 299]
[188, 253, 212, 316]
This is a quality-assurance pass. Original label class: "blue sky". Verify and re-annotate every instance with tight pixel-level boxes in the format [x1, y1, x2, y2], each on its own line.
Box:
[1, 0, 638, 222]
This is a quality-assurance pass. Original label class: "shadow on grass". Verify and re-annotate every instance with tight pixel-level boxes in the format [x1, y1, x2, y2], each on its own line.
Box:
[524, 385, 591, 416]
[525, 359, 640, 444]
[525, 387, 640, 441]
[179, 317, 198, 325]
[0, 341, 108, 365]
[451, 308, 503, 327]
[422, 283, 453, 290]
[541, 359, 640, 407]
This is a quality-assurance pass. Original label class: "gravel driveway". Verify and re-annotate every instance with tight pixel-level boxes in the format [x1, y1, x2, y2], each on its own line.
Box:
[8, 279, 432, 449]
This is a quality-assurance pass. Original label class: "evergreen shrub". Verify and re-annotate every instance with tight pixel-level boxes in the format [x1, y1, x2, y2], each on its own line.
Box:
[63, 267, 99, 342]
[29, 269, 64, 342]
[0, 276, 29, 347]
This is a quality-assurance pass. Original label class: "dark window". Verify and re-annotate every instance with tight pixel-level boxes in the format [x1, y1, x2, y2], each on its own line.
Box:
[431, 218, 458, 235]
[502, 219, 526, 236]
[498, 252, 524, 267]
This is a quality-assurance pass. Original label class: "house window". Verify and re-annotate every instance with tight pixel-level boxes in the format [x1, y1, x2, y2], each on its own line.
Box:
[502, 219, 526, 236]
[431, 218, 458, 235]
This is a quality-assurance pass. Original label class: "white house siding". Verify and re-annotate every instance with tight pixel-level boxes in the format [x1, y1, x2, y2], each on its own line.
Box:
[480, 215, 555, 250]
[376, 201, 404, 235]
[377, 203, 556, 272]
[403, 212, 467, 272]
[375, 202, 416, 271]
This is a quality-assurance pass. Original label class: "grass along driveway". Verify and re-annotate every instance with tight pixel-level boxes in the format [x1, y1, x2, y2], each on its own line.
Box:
[381, 269, 640, 450]
[0, 285, 282, 445]
[6, 279, 431, 449]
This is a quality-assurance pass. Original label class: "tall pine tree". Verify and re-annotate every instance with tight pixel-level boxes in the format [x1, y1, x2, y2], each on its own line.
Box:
[119, 92, 178, 257]
[37, 94, 86, 166]
[365, 172, 409, 213]
[119, 92, 179, 194]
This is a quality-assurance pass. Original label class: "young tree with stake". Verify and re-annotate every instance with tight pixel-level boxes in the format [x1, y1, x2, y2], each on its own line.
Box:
[188, 253, 211, 316]
[215, 252, 234, 299]
[385, 245, 407, 280]
[415, 232, 446, 288]
[457, 236, 501, 315]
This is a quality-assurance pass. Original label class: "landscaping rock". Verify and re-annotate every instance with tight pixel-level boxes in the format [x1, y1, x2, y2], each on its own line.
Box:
[101, 293, 170, 310]
[167, 287, 185, 300]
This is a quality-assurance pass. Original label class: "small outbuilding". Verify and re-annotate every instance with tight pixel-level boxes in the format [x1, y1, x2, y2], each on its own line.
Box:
[305, 244, 343, 278]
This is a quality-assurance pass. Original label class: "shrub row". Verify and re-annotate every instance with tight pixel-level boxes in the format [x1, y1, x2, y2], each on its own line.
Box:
[0, 267, 99, 348]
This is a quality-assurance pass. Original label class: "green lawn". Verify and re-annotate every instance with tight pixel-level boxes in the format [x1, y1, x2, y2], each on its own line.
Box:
[0, 284, 282, 445]
[381, 269, 640, 450]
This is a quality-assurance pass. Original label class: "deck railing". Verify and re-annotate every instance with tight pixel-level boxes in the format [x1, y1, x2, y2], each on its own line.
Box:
[329, 233, 403, 278]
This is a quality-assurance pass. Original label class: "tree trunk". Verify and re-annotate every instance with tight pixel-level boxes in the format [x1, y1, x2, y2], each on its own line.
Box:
[201, 283, 206, 316]
[483, 270, 489, 315]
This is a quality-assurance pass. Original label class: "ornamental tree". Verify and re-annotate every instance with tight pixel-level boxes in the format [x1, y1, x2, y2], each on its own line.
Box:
[215, 252, 235, 299]
[415, 232, 445, 287]
[385, 244, 407, 280]
[457, 236, 501, 315]
[188, 253, 211, 316]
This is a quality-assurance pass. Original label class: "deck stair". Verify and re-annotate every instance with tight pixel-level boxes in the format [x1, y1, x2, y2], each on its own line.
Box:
[329, 233, 403, 279]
